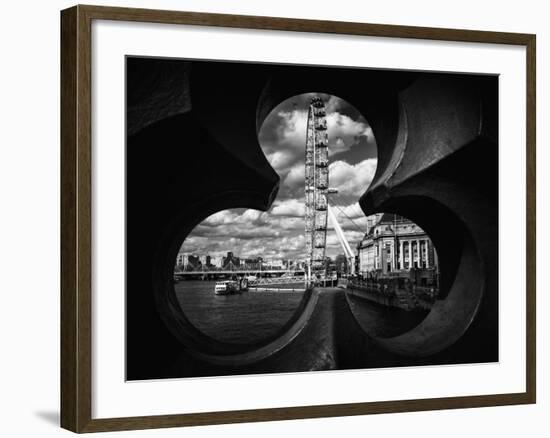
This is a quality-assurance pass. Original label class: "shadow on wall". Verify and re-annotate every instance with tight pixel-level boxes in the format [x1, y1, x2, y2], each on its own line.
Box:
[34, 411, 59, 427]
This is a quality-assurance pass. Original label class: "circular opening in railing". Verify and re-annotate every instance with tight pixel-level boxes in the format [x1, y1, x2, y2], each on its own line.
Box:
[173, 93, 378, 346]
[346, 212, 440, 338]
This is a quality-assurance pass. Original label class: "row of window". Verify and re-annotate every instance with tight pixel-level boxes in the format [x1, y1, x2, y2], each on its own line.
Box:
[374, 240, 430, 256]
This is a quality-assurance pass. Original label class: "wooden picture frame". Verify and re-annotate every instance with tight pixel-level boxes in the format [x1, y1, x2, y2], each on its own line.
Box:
[61, 4, 536, 433]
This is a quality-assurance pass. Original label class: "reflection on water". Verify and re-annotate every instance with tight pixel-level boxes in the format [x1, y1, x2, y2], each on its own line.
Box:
[174, 281, 304, 345]
[346, 293, 429, 338]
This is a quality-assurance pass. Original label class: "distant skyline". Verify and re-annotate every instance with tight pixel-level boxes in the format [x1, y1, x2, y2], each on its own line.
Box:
[180, 93, 378, 261]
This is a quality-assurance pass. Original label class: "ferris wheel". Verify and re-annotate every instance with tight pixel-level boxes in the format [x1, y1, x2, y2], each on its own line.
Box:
[304, 97, 330, 276]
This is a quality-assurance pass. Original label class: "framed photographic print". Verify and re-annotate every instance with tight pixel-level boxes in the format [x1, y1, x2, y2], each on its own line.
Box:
[60, 4, 536, 433]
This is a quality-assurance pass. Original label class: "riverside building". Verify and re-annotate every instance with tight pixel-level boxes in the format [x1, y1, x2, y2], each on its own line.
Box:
[356, 213, 439, 286]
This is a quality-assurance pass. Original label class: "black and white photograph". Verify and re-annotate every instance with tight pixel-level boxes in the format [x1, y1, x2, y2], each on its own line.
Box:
[0, 0, 544, 435]
[126, 57, 499, 380]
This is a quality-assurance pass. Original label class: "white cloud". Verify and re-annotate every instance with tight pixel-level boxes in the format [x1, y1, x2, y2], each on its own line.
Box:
[332, 137, 347, 154]
[324, 95, 345, 113]
[238, 209, 264, 223]
[202, 210, 237, 226]
[329, 158, 377, 197]
[332, 202, 365, 219]
[278, 109, 308, 150]
[266, 149, 296, 173]
[283, 164, 305, 190]
[270, 199, 305, 217]
[340, 215, 369, 231]
[326, 113, 373, 156]
[275, 216, 303, 230]
[242, 246, 266, 257]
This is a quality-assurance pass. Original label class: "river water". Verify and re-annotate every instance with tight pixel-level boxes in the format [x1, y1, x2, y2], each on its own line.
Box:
[174, 280, 428, 345]
[174, 281, 305, 344]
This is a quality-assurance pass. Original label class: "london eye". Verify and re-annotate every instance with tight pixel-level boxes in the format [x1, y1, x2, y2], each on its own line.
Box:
[304, 97, 330, 279]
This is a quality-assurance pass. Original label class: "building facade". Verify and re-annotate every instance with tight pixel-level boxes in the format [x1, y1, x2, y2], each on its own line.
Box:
[175, 253, 201, 270]
[262, 259, 285, 269]
[222, 251, 240, 269]
[175, 252, 187, 267]
[208, 256, 223, 268]
[357, 214, 438, 278]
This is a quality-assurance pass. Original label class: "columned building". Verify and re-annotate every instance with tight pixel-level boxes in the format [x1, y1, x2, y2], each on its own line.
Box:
[357, 214, 438, 277]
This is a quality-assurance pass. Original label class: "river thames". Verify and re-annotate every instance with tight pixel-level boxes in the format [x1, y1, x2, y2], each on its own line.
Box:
[174, 280, 429, 345]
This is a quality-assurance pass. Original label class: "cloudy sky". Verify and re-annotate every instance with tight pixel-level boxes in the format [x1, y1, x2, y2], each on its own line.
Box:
[180, 93, 378, 261]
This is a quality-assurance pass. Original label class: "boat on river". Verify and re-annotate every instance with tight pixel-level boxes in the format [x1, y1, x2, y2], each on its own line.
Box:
[214, 278, 248, 295]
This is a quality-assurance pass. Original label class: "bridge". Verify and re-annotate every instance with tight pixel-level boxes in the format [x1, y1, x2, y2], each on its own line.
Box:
[173, 270, 308, 284]
[174, 269, 338, 290]
[174, 269, 304, 277]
